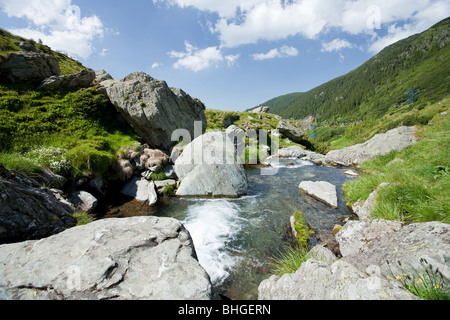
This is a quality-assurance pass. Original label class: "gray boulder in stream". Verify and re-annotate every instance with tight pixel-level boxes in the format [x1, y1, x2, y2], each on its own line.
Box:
[102, 72, 207, 150]
[174, 131, 248, 197]
[0, 216, 216, 300]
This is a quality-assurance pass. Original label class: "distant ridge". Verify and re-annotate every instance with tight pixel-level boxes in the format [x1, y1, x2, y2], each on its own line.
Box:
[258, 17, 450, 123]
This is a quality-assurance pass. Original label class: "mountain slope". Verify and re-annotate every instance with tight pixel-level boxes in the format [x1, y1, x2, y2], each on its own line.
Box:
[0, 28, 87, 75]
[260, 17, 450, 123]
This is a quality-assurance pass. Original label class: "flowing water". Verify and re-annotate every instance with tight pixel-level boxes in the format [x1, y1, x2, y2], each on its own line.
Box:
[104, 158, 355, 300]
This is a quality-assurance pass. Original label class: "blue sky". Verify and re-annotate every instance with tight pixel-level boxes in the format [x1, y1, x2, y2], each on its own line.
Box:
[1, 0, 449, 111]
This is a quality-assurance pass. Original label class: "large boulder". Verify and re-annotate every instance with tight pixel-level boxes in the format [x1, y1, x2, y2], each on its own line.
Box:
[0, 163, 76, 245]
[0, 51, 60, 84]
[38, 69, 95, 91]
[325, 126, 418, 166]
[250, 106, 270, 113]
[0, 216, 216, 300]
[277, 119, 305, 143]
[174, 131, 248, 197]
[102, 72, 207, 150]
[94, 69, 113, 83]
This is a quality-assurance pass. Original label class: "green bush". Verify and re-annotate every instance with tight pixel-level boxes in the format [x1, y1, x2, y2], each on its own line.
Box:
[150, 171, 168, 181]
[72, 212, 95, 226]
[162, 184, 175, 195]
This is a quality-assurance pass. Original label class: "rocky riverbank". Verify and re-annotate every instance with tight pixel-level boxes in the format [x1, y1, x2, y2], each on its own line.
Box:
[0, 38, 447, 300]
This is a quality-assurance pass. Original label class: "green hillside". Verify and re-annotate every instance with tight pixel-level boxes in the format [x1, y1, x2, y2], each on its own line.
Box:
[0, 28, 88, 75]
[261, 17, 450, 124]
[0, 29, 138, 181]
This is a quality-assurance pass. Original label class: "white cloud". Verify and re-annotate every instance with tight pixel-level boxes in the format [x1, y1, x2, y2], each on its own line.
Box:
[321, 38, 353, 52]
[214, 1, 328, 48]
[99, 48, 109, 57]
[368, 1, 450, 53]
[0, 0, 106, 59]
[155, 0, 450, 53]
[252, 45, 298, 60]
[168, 41, 239, 72]
[152, 62, 163, 69]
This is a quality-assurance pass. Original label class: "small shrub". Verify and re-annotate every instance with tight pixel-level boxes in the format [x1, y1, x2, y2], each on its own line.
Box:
[268, 246, 311, 277]
[150, 171, 167, 181]
[73, 212, 94, 226]
[162, 184, 175, 196]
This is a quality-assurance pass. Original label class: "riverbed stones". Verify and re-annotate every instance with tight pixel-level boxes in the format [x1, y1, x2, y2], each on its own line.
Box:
[0, 216, 216, 300]
[0, 163, 76, 245]
[298, 181, 338, 208]
[102, 72, 207, 150]
[121, 177, 158, 205]
[140, 148, 169, 170]
[277, 146, 325, 164]
[325, 126, 418, 166]
[68, 191, 98, 213]
[174, 131, 248, 197]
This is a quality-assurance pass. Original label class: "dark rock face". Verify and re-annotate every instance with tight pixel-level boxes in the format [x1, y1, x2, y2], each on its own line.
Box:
[0, 163, 76, 245]
[0, 51, 60, 84]
[38, 69, 95, 91]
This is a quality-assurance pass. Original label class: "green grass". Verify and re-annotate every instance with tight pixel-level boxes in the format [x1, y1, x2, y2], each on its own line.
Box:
[268, 246, 311, 277]
[0, 152, 44, 179]
[0, 28, 88, 75]
[386, 259, 450, 300]
[0, 84, 139, 179]
[205, 109, 280, 132]
[150, 171, 168, 181]
[343, 97, 450, 224]
[72, 212, 95, 226]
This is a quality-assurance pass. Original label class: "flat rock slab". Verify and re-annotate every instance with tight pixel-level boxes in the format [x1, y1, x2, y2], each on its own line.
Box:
[299, 181, 338, 208]
[0, 216, 215, 300]
[258, 258, 418, 300]
[325, 126, 418, 166]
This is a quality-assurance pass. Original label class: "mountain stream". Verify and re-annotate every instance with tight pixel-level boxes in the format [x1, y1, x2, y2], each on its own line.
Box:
[104, 158, 355, 300]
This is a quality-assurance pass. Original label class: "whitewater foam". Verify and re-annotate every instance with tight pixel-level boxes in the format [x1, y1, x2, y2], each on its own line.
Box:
[182, 200, 246, 285]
